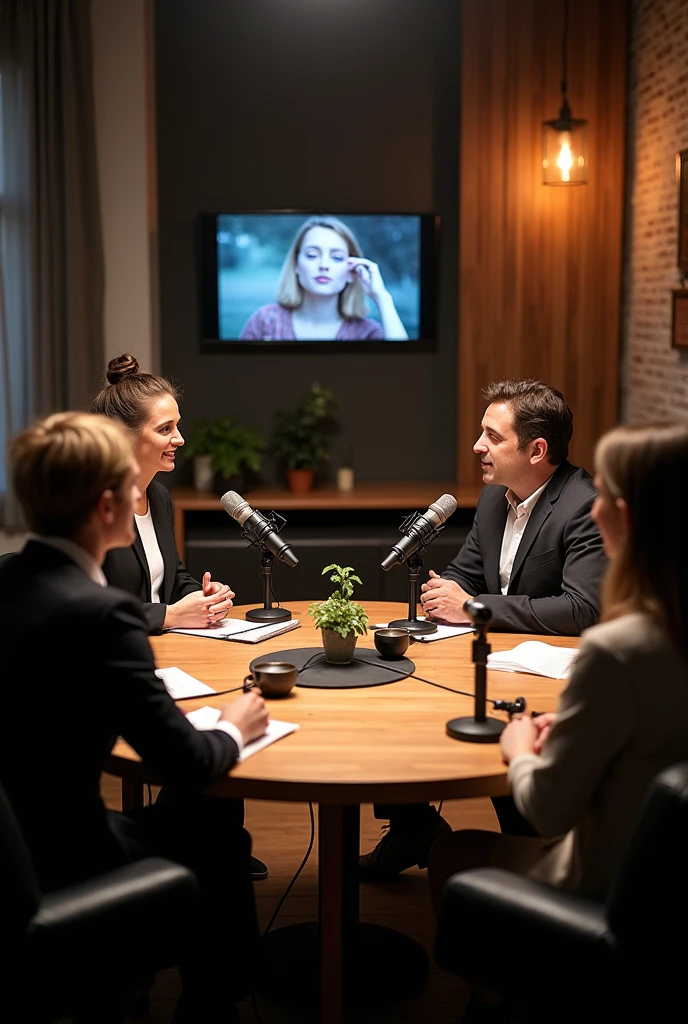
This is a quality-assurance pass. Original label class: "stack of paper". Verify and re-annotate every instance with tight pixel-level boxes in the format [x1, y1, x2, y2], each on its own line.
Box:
[185, 706, 300, 761]
[170, 618, 300, 644]
[487, 641, 578, 680]
[155, 666, 216, 700]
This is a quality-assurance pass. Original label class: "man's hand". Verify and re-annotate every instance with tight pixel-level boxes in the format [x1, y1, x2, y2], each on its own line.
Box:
[220, 690, 269, 745]
[500, 715, 539, 763]
[420, 570, 472, 623]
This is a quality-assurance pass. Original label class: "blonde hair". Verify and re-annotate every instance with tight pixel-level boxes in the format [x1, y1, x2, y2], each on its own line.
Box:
[595, 423, 688, 657]
[276, 217, 369, 318]
[11, 412, 133, 537]
[91, 353, 180, 432]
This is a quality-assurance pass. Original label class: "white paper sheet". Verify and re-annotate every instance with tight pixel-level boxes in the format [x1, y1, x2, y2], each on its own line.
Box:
[155, 666, 216, 700]
[487, 641, 578, 680]
[371, 621, 474, 642]
[184, 707, 300, 761]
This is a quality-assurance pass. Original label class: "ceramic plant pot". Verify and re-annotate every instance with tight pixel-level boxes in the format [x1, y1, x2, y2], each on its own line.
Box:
[321, 628, 357, 664]
[287, 468, 315, 494]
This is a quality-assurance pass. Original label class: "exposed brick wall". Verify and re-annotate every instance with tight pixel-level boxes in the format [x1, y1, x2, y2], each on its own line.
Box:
[622, 0, 688, 421]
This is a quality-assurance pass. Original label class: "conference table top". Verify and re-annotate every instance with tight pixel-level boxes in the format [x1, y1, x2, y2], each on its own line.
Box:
[107, 601, 577, 805]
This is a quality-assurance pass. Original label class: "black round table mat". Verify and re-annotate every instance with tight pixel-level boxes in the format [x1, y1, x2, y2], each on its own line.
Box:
[249, 646, 415, 689]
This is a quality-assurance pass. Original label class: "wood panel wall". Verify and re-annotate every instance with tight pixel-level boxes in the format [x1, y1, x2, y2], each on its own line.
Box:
[457, 0, 628, 485]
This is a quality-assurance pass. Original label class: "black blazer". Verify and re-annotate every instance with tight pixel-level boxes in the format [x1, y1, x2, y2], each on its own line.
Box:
[102, 480, 201, 634]
[0, 540, 238, 891]
[442, 461, 605, 635]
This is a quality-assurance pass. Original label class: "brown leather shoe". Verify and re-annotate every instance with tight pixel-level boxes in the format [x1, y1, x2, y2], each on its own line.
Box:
[358, 814, 452, 881]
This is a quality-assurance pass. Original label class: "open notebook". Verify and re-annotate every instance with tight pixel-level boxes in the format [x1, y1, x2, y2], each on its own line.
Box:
[169, 618, 300, 643]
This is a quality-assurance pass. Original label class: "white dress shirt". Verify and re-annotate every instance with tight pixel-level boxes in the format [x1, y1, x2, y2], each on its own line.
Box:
[134, 507, 165, 603]
[498, 481, 549, 594]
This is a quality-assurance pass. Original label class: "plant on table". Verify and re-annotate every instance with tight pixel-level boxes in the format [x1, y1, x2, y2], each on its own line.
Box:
[308, 563, 369, 664]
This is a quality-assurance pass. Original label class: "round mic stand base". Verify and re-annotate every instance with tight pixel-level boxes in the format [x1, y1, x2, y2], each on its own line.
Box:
[246, 606, 291, 624]
[445, 716, 505, 743]
[388, 617, 437, 636]
[245, 548, 291, 623]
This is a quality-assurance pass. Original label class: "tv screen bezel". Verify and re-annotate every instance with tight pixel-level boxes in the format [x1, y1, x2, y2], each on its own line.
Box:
[197, 209, 440, 353]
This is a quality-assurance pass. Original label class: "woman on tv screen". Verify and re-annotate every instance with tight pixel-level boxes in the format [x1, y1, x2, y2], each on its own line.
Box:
[238, 215, 409, 341]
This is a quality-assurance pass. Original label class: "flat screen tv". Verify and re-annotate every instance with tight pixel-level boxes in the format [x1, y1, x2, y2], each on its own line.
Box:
[198, 211, 439, 350]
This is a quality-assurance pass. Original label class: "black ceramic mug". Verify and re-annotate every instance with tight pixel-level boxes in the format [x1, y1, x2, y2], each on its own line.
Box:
[243, 661, 298, 698]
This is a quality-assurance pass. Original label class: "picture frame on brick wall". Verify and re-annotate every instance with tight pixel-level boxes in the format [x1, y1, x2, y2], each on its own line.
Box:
[679, 149, 688, 274]
[671, 290, 688, 351]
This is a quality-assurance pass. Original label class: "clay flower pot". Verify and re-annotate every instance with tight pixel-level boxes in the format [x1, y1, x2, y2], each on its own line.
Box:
[321, 628, 357, 664]
[287, 468, 315, 494]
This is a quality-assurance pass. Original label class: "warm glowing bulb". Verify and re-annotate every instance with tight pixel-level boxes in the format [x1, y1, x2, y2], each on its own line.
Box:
[556, 134, 573, 183]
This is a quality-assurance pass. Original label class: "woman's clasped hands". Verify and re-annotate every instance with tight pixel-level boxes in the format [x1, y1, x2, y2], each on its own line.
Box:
[164, 571, 235, 629]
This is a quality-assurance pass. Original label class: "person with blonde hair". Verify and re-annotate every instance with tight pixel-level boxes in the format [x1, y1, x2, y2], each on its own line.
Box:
[0, 411, 269, 1023]
[239, 215, 409, 340]
[429, 422, 688, 919]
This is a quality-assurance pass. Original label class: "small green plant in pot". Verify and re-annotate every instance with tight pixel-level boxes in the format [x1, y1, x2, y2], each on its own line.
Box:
[308, 564, 369, 664]
[185, 417, 265, 493]
[271, 382, 339, 493]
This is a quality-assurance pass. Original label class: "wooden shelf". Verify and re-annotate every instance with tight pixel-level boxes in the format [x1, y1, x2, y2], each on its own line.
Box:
[171, 482, 480, 560]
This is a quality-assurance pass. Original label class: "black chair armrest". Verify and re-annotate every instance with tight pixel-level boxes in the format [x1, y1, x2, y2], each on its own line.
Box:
[436, 868, 617, 993]
[29, 857, 200, 983]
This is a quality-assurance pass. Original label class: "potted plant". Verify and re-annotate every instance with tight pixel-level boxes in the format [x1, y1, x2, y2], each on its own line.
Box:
[271, 382, 339, 493]
[184, 417, 265, 493]
[308, 563, 369, 664]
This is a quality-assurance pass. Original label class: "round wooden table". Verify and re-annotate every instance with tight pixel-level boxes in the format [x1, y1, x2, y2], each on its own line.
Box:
[107, 601, 575, 1024]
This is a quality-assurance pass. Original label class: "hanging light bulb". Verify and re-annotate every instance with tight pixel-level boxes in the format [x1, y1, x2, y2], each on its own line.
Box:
[542, 0, 588, 185]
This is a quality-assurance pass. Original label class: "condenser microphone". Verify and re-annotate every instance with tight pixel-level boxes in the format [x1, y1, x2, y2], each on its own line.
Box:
[220, 491, 299, 567]
[381, 493, 458, 571]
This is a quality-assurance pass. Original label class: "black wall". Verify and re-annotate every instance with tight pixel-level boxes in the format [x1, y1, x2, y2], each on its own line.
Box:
[155, 0, 460, 485]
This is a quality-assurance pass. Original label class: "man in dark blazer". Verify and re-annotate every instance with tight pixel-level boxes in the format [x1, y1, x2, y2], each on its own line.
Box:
[0, 412, 268, 1023]
[360, 379, 606, 881]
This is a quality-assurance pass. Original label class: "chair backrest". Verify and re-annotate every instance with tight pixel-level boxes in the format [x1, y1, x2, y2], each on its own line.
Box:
[607, 760, 688, 953]
[0, 781, 41, 937]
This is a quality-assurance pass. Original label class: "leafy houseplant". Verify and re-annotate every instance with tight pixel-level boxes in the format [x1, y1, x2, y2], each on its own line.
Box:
[184, 418, 265, 493]
[308, 564, 369, 664]
[271, 383, 339, 493]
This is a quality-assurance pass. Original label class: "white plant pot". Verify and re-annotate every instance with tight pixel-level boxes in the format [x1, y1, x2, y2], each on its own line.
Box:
[337, 466, 355, 492]
[193, 454, 214, 492]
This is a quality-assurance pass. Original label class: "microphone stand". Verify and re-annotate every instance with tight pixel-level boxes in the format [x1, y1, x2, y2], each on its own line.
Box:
[388, 551, 437, 636]
[245, 548, 292, 623]
[446, 601, 505, 742]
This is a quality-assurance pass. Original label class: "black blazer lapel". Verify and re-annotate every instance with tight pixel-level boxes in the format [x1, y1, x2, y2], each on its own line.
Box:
[148, 483, 178, 605]
[130, 525, 151, 601]
[481, 488, 509, 593]
[507, 461, 574, 589]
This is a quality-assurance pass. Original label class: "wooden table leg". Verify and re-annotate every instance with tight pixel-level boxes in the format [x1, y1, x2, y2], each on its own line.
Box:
[318, 804, 359, 1024]
[121, 779, 145, 812]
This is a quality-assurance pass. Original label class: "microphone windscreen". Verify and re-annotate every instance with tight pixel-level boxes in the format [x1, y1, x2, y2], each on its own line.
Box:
[221, 490, 254, 525]
[429, 493, 458, 523]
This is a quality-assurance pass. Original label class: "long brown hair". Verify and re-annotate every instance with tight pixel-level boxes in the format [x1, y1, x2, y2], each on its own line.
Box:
[596, 423, 688, 657]
[91, 354, 180, 431]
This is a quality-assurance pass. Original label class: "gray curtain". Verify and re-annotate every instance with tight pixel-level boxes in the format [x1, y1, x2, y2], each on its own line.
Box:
[0, 0, 104, 528]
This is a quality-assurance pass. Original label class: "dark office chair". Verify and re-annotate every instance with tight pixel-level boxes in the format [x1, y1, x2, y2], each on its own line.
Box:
[0, 781, 201, 1022]
[435, 761, 688, 1023]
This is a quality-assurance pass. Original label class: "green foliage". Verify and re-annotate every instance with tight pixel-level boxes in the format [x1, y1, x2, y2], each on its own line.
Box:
[184, 417, 265, 479]
[271, 382, 339, 470]
[308, 564, 369, 639]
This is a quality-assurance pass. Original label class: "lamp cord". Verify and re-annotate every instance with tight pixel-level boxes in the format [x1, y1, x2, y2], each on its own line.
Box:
[561, 0, 569, 97]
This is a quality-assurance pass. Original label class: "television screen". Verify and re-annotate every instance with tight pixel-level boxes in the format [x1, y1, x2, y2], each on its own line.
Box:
[198, 211, 438, 348]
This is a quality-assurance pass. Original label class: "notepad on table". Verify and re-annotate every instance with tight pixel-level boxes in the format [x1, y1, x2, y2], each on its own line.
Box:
[155, 666, 217, 700]
[487, 641, 578, 680]
[170, 618, 301, 643]
[371, 620, 474, 643]
[185, 707, 300, 761]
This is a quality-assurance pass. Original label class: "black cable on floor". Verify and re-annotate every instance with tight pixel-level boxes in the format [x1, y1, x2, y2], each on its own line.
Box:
[261, 801, 316, 939]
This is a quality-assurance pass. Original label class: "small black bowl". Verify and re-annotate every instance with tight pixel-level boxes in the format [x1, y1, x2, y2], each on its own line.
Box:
[374, 628, 411, 659]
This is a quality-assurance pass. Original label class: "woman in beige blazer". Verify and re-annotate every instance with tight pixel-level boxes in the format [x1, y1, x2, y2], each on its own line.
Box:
[429, 422, 688, 907]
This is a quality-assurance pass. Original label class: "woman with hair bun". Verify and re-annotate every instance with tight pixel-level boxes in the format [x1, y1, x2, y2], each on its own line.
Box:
[93, 355, 270, 882]
[92, 355, 234, 636]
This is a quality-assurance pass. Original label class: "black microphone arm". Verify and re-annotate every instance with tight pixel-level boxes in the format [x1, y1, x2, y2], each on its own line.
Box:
[220, 491, 299, 567]
[380, 493, 458, 572]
